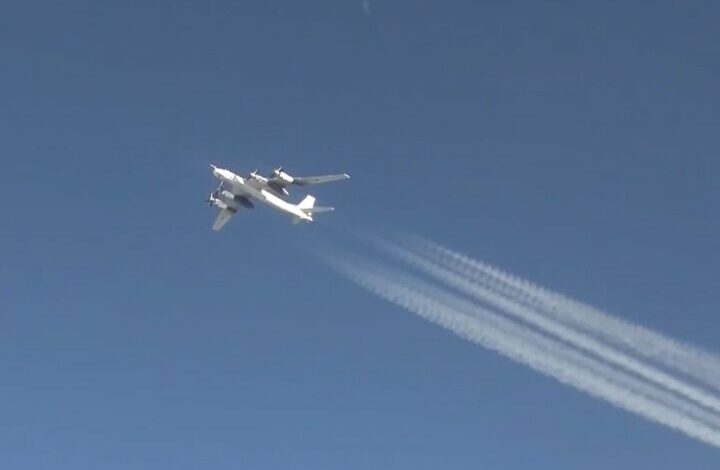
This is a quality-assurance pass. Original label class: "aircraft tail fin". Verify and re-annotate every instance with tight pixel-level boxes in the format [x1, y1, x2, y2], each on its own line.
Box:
[297, 195, 316, 211]
[297, 195, 334, 215]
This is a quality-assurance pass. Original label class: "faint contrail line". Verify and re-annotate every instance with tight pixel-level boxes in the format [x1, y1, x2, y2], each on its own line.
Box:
[405, 235, 720, 392]
[320, 254, 720, 448]
[371, 238, 720, 420]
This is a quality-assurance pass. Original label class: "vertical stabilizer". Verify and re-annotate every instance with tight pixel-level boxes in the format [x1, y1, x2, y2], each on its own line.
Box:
[297, 195, 316, 210]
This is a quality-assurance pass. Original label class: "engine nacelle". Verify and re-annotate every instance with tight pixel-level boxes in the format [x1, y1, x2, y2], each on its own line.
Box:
[273, 167, 294, 184]
[220, 190, 236, 200]
[248, 169, 268, 183]
[209, 196, 228, 210]
[218, 190, 254, 209]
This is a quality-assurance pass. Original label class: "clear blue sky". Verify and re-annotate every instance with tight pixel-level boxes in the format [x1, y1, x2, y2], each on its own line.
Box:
[1, 1, 719, 468]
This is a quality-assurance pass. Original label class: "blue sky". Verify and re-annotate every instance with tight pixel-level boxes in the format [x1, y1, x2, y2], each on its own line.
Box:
[1, 1, 719, 468]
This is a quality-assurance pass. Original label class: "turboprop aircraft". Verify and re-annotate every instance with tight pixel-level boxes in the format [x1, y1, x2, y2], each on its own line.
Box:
[206, 165, 350, 231]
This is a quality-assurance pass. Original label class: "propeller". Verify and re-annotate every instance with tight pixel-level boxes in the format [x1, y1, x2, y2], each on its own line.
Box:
[205, 186, 222, 205]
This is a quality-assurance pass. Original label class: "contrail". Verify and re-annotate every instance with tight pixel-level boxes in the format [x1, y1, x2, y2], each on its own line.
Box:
[320, 253, 720, 448]
[404, 235, 720, 391]
[371, 238, 720, 421]
[362, 0, 371, 16]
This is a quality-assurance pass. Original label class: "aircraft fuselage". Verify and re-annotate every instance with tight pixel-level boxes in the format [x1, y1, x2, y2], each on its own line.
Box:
[212, 166, 312, 222]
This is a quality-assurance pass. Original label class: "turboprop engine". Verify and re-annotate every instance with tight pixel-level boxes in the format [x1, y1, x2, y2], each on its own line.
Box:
[206, 192, 229, 210]
[272, 167, 294, 184]
[248, 169, 268, 183]
[210, 198, 228, 210]
[220, 190, 254, 209]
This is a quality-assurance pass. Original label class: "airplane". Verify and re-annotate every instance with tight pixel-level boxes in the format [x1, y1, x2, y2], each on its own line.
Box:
[206, 164, 350, 231]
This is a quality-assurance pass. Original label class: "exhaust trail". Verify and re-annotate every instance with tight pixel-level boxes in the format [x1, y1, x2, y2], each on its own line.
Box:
[320, 253, 720, 448]
[404, 235, 720, 392]
[372, 239, 720, 421]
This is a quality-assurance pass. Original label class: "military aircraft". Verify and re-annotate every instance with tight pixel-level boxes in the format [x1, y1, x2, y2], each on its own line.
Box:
[206, 165, 350, 231]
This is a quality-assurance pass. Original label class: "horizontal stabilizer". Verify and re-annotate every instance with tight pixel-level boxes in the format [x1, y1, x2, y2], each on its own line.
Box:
[304, 206, 334, 214]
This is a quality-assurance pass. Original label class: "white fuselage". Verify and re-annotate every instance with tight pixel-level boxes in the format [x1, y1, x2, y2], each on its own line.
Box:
[212, 167, 312, 222]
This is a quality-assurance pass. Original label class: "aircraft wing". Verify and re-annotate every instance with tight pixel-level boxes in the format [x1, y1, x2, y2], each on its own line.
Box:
[292, 173, 350, 186]
[212, 209, 235, 232]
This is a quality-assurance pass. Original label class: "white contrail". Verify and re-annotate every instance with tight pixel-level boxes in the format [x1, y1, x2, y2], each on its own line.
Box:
[321, 254, 720, 448]
[404, 235, 720, 391]
[372, 239, 720, 421]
